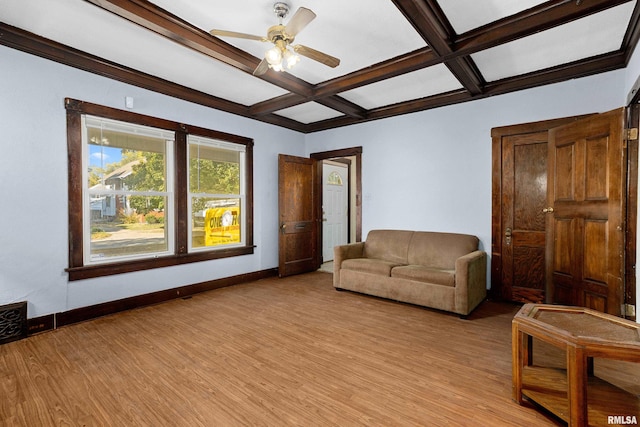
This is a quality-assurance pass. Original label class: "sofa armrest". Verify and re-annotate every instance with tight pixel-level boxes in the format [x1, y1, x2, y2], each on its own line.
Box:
[333, 242, 365, 287]
[454, 250, 487, 315]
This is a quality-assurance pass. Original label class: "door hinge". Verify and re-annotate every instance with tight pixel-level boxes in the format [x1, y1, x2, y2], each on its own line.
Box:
[624, 303, 636, 318]
[625, 128, 638, 140]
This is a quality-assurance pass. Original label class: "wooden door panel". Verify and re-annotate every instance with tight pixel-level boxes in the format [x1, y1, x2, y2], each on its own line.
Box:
[512, 245, 545, 301]
[585, 137, 608, 199]
[514, 142, 547, 232]
[583, 220, 607, 284]
[552, 217, 574, 276]
[547, 108, 625, 315]
[554, 142, 575, 201]
[585, 292, 606, 312]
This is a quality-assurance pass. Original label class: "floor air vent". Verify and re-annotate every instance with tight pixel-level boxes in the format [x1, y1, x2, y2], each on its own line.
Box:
[0, 302, 28, 345]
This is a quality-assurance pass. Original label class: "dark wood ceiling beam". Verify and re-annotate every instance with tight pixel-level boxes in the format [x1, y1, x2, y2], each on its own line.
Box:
[454, 0, 633, 56]
[249, 92, 367, 119]
[314, 47, 440, 97]
[83, 0, 315, 96]
[305, 50, 627, 133]
[248, 48, 439, 116]
[316, 96, 367, 119]
[390, 0, 484, 95]
[249, 94, 308, 116]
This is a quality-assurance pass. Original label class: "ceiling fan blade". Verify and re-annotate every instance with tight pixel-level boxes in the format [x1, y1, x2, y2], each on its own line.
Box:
[285, 7, 316, 37]
[210, 29, 266, 42]
[253, 58, 270, 76]
[293, 45, 340, 68]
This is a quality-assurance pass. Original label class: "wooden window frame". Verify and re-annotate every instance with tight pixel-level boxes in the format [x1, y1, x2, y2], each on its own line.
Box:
[65, 98, 254, 281]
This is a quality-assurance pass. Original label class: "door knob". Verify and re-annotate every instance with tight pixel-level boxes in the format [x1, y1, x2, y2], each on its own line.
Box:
[542, 207, 554, 213]
[505, 227, 512, 246]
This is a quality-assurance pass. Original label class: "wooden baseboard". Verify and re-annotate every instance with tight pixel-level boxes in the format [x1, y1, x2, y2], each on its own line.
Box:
[27, 268, 278, 335]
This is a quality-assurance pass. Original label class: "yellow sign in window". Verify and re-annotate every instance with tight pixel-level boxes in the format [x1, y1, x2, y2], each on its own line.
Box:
[204, 207, 240, 246]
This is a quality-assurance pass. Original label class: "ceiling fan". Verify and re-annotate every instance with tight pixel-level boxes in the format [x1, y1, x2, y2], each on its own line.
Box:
[210, 2, 340, 76]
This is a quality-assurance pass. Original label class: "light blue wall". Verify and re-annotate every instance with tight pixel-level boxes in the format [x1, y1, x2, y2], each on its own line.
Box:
[0, 45, 305, 317]
[1, 41, 636, 319]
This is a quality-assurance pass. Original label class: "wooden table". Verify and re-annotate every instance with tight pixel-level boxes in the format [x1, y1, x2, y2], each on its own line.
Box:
[512, 304, 640, 426]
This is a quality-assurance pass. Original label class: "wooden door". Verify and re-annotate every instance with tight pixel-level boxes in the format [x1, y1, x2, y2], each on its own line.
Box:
[278, 154, 320, 277]
[500, 132, 549, 303]
[547, 108, 625, 315]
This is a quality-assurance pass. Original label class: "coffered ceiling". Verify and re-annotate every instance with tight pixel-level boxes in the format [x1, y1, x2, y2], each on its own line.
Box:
[1, 0, 639, 132]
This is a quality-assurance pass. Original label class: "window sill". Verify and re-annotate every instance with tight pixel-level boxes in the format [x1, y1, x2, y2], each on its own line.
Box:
[66, 246, 255, 281]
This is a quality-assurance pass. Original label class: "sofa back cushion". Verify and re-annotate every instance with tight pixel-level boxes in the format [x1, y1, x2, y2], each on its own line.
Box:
[364, 229, 414, 264]
[407, 232, 479, 270]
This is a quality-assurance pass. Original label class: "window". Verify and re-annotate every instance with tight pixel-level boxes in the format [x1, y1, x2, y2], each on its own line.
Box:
[188, 136, 245, 251]
[66, 99, 254, 280]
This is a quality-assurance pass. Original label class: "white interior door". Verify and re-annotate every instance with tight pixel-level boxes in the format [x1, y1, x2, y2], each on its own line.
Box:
[322, 161, 348, 262]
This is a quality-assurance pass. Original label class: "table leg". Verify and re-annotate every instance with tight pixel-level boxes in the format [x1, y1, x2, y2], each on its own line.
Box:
[567, 344, 588, 427]
[512, 321, 526, 404]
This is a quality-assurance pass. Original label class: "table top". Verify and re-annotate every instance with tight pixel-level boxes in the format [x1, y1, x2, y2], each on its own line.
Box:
[514, 304, 640, 346]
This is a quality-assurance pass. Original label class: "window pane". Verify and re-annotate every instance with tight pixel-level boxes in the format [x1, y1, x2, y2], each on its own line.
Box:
[89, 195, 169, 261]
[189, 142, 240, 194]
[192, 198, 241, 248]
[84, 116, 173, 264]
[88, 129, 167, 192]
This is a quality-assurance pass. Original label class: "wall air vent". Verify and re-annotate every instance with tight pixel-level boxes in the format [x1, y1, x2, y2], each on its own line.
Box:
[0, 301, 28, 345]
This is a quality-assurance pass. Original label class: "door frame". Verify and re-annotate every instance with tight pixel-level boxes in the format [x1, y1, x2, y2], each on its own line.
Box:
[625, 104, 639, 318]
[491, 114, 638, 318]
[311, 147, 363, 263]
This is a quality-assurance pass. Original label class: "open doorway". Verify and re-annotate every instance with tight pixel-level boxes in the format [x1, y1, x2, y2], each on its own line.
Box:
[322, 160, 349, 262]
[310, 147, 362, 271]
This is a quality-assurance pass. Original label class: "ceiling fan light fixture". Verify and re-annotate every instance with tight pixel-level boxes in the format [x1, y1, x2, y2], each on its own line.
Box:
[283, 49, 300, 69]
[210, 3, 338, 76]
[265, 46, 282, 65]
[265, 44, 299, 72]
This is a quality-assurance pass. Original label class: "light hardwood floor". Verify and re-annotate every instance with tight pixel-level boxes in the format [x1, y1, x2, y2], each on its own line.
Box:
[0, 271, 606, 426]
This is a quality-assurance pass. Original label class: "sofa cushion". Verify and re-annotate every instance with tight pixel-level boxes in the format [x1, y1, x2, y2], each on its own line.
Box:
[407, 232, 479, 270]
[391, 265, 455, 287]
[364, 229, 414, 264]
[342, 258, 402, 277]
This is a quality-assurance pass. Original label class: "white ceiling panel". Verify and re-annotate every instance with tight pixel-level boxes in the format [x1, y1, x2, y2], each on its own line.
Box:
[341, 64, 463, 110]
[437, 0, 549, 34]
[274, 102, 344, 124]
[472, 2, 636, 82]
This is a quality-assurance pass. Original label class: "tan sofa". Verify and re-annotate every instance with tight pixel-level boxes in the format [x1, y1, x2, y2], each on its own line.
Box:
[333, 230, 487, 316]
